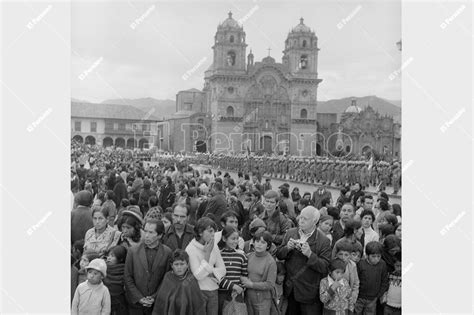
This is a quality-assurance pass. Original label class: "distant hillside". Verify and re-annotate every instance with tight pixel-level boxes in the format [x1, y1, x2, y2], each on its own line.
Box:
[98, 95, 400, 122]
[318, 95, 401, 122]
[382, 98, 401, 107]
[102, 98, 176, 120]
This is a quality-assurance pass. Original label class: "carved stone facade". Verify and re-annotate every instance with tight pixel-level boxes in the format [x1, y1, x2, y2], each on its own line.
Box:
[320, 101, 401, 158]
[167, 13, 322, 155]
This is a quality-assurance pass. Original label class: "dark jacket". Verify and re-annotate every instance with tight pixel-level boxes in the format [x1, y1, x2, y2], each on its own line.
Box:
[203, 191, 227, 228]
[312, 188, 332, 209]
[331, 220, 345, 248]
[113, 182, 128, 208]
[357, 258, 389, 299]
[163, 224, 195, 252]
[159, 184, 175, 210]
[124, 242, 172, 307]
[276, 227, 331, 304]
[71, 206, 93, 244]
[260, 209, 291, 246]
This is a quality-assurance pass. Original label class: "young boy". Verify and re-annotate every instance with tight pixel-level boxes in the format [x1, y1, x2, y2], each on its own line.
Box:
[355, 241, 389, 314]
[153, 249, 205, 315]
[381, 252, 401, 314]
[335, 240, 359, 313]
[72, 258, 111, 315]
[320, 258, 352, 314]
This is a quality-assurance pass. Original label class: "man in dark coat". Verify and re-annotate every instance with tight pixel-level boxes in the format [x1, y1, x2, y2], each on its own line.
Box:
[203, 181, 227, 228]
[331, 202, 356, 247]
[158, 176, 175, 210]
[163, 204, 195, 252]
[312, 186, 332, 209]
[124, 219, 172, 315]
[71, 190, 93, 244]
[276, 206, 331, 315]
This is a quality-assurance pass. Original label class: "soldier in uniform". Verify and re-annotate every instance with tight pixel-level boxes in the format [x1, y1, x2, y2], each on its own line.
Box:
[378, 162, 387, 192]
[360, 162, 369, 189]
[333, 160, 340, 186]
[327, 159, 335, 186]
[392, 162, 401, 194]
[310, 159, 316, 183]
[342, 161, 349, 186]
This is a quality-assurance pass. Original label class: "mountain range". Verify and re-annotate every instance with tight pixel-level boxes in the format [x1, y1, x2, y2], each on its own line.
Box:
[72, 95, 401, 122]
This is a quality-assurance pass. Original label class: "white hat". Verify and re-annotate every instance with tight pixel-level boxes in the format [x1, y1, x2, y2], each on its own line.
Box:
[85, 258, 107, 277]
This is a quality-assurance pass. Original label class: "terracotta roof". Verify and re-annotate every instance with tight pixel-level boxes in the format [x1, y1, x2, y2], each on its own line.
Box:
[71, 101, 160, 121]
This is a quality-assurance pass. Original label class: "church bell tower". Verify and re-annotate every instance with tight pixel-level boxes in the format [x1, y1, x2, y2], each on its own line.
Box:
[212, 12, 247, 74]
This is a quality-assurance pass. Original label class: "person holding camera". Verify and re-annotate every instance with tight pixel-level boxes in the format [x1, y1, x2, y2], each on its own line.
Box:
[276, 206, 331, 315]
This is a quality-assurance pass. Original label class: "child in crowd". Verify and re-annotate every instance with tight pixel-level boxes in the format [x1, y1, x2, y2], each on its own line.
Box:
[103, 245, 128, 315]
[318, 215, 334, 244]
[72, 258, 111, 315]
[355, 241, 389, 314]
[319, 258, 351, 314]
[78, 251, 101, 284]
[153, 249, 205, 315]
[335, 241, 359, 313]
[350, 244, 363, 264]
[241, 231, 278, 315]
[381, 252, 401, 315]
[218, 226, 249, 314]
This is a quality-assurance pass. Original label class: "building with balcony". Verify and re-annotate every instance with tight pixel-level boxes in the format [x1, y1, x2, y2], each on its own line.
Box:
[71, 101, 161, 149]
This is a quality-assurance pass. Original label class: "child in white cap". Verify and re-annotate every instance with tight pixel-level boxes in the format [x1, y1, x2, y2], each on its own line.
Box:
[72, 258, 111, 315]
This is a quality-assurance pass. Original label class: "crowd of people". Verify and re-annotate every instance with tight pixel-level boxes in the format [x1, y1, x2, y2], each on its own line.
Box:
[71, 143, 401, 315]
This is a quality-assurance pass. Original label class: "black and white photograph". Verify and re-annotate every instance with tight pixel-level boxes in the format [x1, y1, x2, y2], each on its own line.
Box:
[70, 2, 401, 314]
[1, 0, 473, 314]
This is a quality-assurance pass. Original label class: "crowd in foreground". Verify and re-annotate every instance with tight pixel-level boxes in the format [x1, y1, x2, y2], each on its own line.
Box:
[71, 144, 401, 315]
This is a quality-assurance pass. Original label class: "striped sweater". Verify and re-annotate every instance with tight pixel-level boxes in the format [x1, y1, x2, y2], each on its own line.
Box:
[219, 247, 248, 291]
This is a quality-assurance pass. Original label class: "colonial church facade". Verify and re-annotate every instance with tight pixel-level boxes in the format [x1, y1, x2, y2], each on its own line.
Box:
[163, 13, 322, 155]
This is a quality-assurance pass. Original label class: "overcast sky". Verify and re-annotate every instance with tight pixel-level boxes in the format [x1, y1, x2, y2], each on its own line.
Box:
[72, 0, 401, 103]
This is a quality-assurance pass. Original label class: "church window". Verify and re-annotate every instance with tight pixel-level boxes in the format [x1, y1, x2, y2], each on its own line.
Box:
[299, 55, 308, 69]
[227, 51, 236, 66]
[226, 106, 234, 117]
[228, 87, 234, 94]
[230, 35, 234, 43]
[302, 40, 307, 47]
[300, 109, 308, 119]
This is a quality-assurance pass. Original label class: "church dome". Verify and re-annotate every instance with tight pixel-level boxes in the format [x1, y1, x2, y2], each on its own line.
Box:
[291, 18, 311, 33]
[345, 105, 362, 113]
[262, 56, 275, 64]
[219, 11, 241, 29]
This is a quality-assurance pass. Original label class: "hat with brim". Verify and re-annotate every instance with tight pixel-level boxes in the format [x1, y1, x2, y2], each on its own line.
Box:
[85, 258, 107, 277]
[122, 208, 144, 225]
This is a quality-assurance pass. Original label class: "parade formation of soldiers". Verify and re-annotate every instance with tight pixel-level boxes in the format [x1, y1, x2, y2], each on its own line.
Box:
[194, 154, 401, 195]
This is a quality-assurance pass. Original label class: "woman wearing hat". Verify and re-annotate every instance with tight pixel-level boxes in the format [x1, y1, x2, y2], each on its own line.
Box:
[117, 208, 144, 249]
